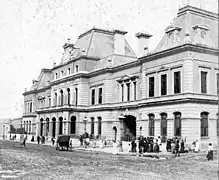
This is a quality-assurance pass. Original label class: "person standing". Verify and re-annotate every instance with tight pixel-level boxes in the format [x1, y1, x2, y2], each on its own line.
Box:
[207, 143, 213, 161]
[175, 140, 180, 157]
[23, 135, 27, 147]
[37, 136, 40, 144]
[194, 140, 200, 153]
[112, 140, 118, 155]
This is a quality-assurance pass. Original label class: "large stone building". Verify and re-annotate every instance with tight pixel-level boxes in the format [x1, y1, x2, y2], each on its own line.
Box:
[23, 5, 219, 149]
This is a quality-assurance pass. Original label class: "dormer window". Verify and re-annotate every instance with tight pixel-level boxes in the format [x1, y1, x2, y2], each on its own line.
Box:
[193, 24, 210, 45]
[165, 25, 181, 44]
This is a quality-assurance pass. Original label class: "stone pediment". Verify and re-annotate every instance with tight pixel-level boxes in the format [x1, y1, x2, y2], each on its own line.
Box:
[117, 74, 139, 82]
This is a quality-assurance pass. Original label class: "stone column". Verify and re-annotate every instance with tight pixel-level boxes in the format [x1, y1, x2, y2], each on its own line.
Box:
[55, 121, 59, 138]
[130, 82, 133, 101]
[119, 118, 124, 141]
[94, 118, 98, 138]
[36, 121, 39, 136]
[124, 83, 127, 101]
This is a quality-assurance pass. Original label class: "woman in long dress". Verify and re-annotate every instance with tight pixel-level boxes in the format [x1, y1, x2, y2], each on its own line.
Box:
[194, 140, 200, 153]
[112, 140, 118, 155]
[207, 143, 213, 161]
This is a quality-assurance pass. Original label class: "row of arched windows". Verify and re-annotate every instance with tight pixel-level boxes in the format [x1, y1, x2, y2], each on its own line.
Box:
[148, 112, 218, 137]
[23, 120, 31, 134]
[53, 88, 78, 106]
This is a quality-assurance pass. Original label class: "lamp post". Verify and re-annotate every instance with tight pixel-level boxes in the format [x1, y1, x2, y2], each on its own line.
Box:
[83, 116, 87, 132]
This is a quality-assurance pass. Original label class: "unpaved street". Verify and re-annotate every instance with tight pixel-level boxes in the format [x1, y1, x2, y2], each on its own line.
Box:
[0, 140, 218, 180]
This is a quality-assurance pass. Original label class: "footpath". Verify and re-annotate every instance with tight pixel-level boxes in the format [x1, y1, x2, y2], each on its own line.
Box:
[0, 138, 186, 159]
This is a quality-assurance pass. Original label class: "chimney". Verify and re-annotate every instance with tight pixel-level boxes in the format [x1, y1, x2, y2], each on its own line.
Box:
[114, 29, 127, 55]
[135, 32, 152, 57]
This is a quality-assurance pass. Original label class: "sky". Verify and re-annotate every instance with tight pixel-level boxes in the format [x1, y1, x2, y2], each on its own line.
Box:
[0, 0, 218, 119]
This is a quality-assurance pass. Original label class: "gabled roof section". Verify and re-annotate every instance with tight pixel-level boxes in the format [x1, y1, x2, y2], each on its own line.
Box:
[154, 5, 218, 53]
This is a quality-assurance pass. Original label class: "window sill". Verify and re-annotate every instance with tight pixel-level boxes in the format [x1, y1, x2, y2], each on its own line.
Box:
[201, 136, 209, 140]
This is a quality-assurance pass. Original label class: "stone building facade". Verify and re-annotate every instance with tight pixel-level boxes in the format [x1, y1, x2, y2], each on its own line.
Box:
[23, 5, 219, 149]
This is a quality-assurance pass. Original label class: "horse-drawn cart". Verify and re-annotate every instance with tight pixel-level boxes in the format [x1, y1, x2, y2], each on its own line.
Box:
[56, 135, 71, 151]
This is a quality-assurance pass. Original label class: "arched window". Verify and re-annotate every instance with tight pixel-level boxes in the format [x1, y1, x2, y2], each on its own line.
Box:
[30, 102, 32, 112]
[52, 117, 56, 138]
[54, 93, 57, 106]
[75, 88, 78, 105]
[201, 112, 209, 137]
[90, 117, 94, 136]
[148, 114, 155, 136]
[59, 117, 63, 135]
[160, 113, 167, 137]
[67, 88, 70, 105]
[60, 90, 64, 106]
[174, 112, 181, 137]
[40, 119, 43, 136]
[29, 120, 31, 134]
[98, 117, 102, 135]
[46, 118, 49, 135]
[70, 116, 76, 134]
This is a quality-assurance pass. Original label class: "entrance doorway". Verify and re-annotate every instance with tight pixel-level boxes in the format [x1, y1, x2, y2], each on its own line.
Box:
[123, 115, 136, 141]
[59, 117, 63, 135]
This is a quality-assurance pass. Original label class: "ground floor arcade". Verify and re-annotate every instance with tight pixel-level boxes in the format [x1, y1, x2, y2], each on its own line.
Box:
[27, 102, 219, 150]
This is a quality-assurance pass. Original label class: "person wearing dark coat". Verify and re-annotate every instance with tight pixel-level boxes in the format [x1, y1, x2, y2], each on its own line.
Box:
[131, 140, 136, 152]
[175, 140, 180, 157]
[207, 143, 213, 161]
[37, 136, 40, 144]
[166, 138, 171, 152]
[180, 140, 185, 153]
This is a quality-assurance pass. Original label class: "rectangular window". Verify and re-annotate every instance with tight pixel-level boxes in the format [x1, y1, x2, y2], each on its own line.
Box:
[201, 113, 208, 137]
[149, 77, 155, 97]
[98, 88, 102, 104]
[161, 74, 167, 96]
[133, 82, 137, 100]
[127, 83, 130, 101]
[201, 71, 207, 93]
[149, 114, 155, 136]
[174, 71, 181, 94]
[91, 89, 95, 105]
[174, 113, 181, 137]
[121, 84, 124, 102]
[160, 113, 167, 137]
[76, 65, 79, 72]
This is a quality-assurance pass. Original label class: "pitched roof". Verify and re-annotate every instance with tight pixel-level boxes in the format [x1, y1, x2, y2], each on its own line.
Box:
[154, 5, 218, 52]
[74, 28, 136, 58]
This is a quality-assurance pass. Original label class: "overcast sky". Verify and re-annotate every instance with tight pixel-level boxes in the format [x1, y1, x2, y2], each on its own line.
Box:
[0, 0, 217, 119]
